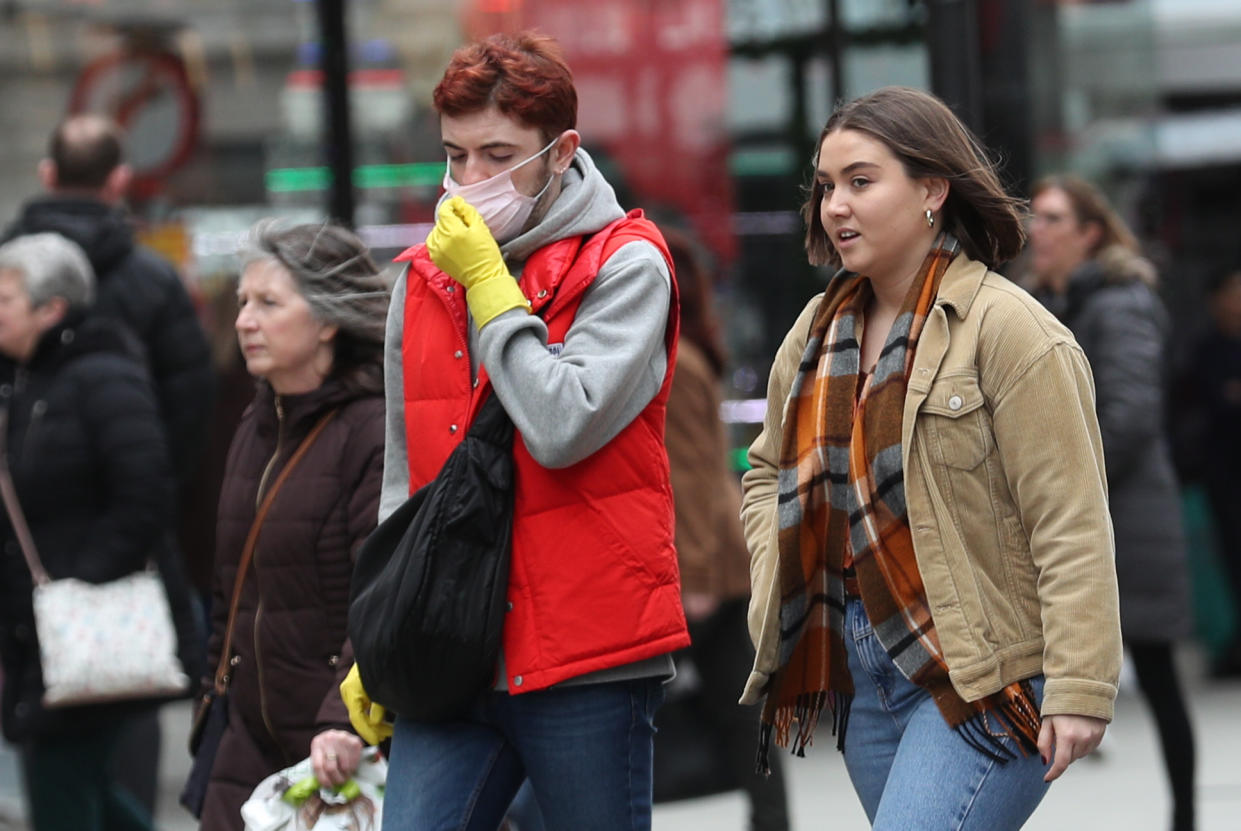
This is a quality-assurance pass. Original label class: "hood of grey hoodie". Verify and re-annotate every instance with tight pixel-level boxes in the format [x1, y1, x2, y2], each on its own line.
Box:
[499, 147, 626, 273]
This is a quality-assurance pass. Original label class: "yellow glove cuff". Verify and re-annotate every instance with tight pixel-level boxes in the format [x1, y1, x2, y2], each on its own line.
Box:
[339, 664, 393, 745]
[466, 273, 532, 329]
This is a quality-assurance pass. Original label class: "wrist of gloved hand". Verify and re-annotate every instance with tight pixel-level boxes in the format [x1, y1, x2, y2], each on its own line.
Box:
[466, 273, 531, 328]
[339, 664, 393, 745]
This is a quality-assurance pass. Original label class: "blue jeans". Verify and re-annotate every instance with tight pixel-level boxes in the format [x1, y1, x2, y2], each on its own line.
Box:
[384, 677, 664, 831]
[841, 598, 1050, 830]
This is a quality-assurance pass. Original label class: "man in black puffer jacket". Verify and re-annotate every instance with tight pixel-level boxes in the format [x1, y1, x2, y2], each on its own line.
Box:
[4, 115, 213, 494]
[3, 114, 214, 817]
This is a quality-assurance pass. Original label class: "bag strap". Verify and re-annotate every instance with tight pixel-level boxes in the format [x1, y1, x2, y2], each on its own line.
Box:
[212, 408, 338, 693]
[0, 407, 50, 586]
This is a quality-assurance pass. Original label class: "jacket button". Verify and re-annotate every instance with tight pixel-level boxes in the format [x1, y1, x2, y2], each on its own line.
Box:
[454, 350, 463, 359]
[449, 424, 458, 433]
[506, 601, 513, 612]
[947, 394, 963, 411]
[446, 285, 456, 293]
[230, 655, 241, 667]
[513, 676, 523, 687]
[472, 378, 479, 388]
[537, 289, 548, 299]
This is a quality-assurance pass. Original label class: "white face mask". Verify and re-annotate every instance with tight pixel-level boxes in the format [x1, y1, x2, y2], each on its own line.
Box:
[440, 138, 559, 243]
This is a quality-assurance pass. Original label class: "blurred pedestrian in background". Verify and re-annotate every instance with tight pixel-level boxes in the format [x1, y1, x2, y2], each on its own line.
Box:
[3, 114, 214, 816]
[1029, 174, 1197, 831]
[194, 221, 388, 829]
[376, 31, 687, 831]
[1180, 267, 1241, 679]
[742, 87, 1121, 830]
[660, 227, 789, 831]
[0, 232, 172, 831]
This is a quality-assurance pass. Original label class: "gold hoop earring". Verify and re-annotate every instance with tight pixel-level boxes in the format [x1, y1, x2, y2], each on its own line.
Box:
[925, 209, 935, 228]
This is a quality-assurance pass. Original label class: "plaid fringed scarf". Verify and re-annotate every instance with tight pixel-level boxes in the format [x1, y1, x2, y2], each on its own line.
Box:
[758, 235, 1041, 772]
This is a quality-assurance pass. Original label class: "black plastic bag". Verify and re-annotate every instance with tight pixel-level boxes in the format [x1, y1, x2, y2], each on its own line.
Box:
[348, 392, 514, 722]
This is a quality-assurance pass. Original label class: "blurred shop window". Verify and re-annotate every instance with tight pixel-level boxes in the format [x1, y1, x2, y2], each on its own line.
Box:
[726, 0, 825, 41]
[844, 44, 929, 100]
[727, 57, 790, 132]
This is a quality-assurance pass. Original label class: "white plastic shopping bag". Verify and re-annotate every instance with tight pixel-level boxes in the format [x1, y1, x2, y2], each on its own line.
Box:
[241, 747, 386, 831]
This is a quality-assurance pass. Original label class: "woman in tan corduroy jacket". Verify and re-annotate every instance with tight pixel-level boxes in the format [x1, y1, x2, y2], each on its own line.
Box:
[741, 87, 1121, 830]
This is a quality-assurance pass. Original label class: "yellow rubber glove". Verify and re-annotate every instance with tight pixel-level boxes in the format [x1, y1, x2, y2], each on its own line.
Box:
[426, 196, 531, 328]
[339, 664, 392, 745]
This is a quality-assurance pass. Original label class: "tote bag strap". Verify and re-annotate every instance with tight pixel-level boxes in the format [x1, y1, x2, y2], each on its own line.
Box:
[212, 408, 338, 694]
[0, 407, 50, 586]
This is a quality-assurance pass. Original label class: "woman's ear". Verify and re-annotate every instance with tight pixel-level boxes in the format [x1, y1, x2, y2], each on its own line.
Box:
[34, 297, 68, 332]
[1082, 220, 1105, 252]
[923, 177, 949, 213]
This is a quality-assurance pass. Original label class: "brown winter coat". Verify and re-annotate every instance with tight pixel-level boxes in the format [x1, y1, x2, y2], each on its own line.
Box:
[665, 341, 750, 602]
[199, 368, 384, 829]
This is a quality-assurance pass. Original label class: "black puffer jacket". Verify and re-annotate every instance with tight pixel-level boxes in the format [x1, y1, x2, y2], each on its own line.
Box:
[1037, 246, 1192, 641]
[4, 197, 213, 485]
[200, 366, 384, 829]
[0, 314, 174, 742]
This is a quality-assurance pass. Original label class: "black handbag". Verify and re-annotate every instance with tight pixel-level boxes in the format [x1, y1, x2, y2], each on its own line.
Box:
[179, 689, 229, 817]
[652, 652, 741, 803]
[348, 390, 514, 721]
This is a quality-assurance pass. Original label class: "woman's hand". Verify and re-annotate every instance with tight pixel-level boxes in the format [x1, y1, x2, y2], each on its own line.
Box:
[1038, 714, 1107, 782]
[310, 729, 364, 787]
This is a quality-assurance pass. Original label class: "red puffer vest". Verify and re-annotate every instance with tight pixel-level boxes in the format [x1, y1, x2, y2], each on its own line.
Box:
[393, 211, 689, 691]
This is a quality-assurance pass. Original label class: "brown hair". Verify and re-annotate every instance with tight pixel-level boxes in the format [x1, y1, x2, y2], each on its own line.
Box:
[662, 226, 726, 377]
[433, 31, 576, 144]
[1031, 174, 1139, 257]
[803, 86, 1026, 269]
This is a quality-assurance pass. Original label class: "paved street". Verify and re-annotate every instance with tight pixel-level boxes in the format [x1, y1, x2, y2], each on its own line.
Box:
[1, 650, 1237, 830]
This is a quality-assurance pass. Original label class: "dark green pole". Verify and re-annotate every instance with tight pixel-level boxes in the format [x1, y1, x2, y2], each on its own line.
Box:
[316, 0, 355, 227]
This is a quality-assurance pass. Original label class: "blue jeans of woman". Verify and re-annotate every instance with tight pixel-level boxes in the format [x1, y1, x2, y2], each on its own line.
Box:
[384, 677, 663, 831]
[841, 597, 1051, 830]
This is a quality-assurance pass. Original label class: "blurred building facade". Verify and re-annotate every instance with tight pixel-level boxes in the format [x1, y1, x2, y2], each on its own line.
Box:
[0, 0, 1239, 385]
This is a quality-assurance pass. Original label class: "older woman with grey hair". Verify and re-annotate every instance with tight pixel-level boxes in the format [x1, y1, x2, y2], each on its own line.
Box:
[0, 232, 173, 831]
[193, 221, 391, 830]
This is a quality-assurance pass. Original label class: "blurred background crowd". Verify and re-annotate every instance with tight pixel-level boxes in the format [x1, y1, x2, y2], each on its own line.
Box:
[0, 1, 1239, 830]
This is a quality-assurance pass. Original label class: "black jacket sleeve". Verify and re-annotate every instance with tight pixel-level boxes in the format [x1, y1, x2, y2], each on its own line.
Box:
[1081, 285, 1168, 485]
[134, 251, 216, 489]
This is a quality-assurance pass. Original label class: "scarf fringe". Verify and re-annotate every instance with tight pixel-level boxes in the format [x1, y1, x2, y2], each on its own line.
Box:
[756, 690, 853, 775]
[954, 679, 1042, 764]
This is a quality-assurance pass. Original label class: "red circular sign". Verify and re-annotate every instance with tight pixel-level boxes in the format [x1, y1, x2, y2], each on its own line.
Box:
[69, 49, 201, 198]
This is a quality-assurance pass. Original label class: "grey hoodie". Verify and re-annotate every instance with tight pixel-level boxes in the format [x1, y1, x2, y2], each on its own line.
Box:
[380, 147, 672, 520]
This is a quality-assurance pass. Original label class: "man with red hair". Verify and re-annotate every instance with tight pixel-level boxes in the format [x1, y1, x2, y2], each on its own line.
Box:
[377, 31, 689, 829]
